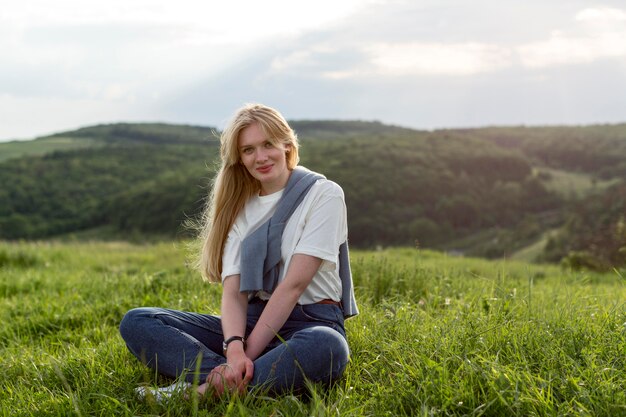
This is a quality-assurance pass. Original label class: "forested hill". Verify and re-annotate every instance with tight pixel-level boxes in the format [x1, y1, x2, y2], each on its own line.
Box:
[1, 121, 625, 270]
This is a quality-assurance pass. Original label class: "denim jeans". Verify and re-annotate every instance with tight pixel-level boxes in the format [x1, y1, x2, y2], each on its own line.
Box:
[119, 300, 350, 394]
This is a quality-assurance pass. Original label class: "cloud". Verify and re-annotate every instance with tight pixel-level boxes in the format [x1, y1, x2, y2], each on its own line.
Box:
[268, 42, 371, 80]
[365, 42, 512, 76]
[265, 4, 626, 80]
[575, 6, 626, 22]
[3, 0, 626, 140]
[517, 6, 626, 68]
[0, 0, 374, 108]
[266, 40, 514, 81]
[264, 5, 626, 80]
[517, 31, 626, 68]
[2, 0, 368, 44]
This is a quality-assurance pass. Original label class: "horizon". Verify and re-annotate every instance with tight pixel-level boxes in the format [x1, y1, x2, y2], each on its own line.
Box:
[6, 117, 626, 144]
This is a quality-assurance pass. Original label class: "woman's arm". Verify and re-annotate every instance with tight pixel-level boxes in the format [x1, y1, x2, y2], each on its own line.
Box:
[206, 274, 253, 395]
[221, 274, 249, 348]
[245, 254, 322, 360]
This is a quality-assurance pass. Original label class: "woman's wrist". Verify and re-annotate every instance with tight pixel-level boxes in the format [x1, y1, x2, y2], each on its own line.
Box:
[225, 342, 246, 360]
[223, 335, 246, 356]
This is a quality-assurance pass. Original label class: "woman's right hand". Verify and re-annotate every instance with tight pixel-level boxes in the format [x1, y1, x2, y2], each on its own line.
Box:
[207, 348, 254, 395]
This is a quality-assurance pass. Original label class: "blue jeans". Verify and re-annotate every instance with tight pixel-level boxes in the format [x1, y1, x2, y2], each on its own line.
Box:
[119, 301, 350, 395]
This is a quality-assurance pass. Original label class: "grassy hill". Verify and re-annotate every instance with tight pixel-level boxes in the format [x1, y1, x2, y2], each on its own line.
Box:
[528, 167, 620, 200]
[1, 120, 625, 269]
[0, 135, 102, 163]
[0, 123, 216, 162]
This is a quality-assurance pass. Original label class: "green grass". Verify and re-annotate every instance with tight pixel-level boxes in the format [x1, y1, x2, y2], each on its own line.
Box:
[509, 229, 558, 263]
[1, 242, 626, 416]
[0, 136, 100, 162]
[535, 167, 620, 199]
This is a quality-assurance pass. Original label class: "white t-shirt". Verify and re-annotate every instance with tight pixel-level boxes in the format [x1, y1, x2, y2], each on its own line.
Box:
[221, 178, 347, 305]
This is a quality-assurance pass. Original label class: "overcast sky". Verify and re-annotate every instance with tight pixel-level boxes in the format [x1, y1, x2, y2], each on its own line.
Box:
[2, 0, 626, 141]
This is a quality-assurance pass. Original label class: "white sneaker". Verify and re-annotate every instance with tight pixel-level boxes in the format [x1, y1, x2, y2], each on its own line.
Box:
[135, 381, 192, 402]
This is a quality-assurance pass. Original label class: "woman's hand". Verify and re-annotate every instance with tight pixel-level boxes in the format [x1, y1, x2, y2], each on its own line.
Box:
[213, 274, 253, 395]
[206, 349, 254, 396]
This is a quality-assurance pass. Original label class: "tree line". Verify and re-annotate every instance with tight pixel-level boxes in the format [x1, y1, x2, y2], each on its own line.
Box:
[1, 121, 625, 270]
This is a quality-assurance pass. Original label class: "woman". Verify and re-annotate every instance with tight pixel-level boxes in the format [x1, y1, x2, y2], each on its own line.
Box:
[119, 103, 358, 399]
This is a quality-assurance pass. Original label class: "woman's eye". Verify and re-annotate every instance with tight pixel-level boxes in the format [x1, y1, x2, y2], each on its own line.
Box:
[242, 148, 253, 154]
[264, 142, 273, 148]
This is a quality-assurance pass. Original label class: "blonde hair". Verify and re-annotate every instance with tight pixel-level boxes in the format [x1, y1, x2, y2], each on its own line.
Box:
[199, 103, 300, 282]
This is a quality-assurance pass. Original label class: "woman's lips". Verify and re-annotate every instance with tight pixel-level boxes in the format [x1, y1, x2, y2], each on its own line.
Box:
[256, 165, 272, 174]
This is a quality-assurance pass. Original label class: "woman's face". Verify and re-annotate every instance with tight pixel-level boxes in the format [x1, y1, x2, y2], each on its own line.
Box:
[238, 122, 291, 195]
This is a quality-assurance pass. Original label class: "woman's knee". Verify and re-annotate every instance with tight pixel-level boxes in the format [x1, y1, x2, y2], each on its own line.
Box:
[315, 326, 349, 351]
[297, 326, 350, 372]
[323, 328, 350, 375]
[119, 307, 155, 341]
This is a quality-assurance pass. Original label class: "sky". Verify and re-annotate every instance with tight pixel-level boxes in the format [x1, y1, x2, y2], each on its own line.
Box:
[1, 0, 626, 142]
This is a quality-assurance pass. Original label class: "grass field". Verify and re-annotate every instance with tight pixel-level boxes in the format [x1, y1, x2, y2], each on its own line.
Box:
[535, 167, 621, 199]
[0, 136, 100, 162]
[1, 241, 626, 416]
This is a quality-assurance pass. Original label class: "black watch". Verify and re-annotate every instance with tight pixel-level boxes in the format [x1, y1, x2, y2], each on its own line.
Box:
[222, 336, 246, 355]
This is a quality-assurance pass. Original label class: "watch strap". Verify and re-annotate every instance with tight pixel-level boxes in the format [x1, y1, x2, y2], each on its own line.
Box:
[222, 336, 246, 355]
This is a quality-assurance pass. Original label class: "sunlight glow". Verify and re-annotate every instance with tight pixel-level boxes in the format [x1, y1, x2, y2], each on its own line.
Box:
[367, 42, 512, 76]
[3, 0, 368, 44]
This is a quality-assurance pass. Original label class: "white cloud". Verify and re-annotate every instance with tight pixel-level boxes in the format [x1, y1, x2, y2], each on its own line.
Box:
[2, 0, 369, 45]
[365, 42, 512, 76]
[575, 7, 626, 22]
[2, 1, 626, 140]
[270, 51, 317, 72]
[518, 31, 596, 68]
[267, 5, 626, 79]
[269, 45, 342, 73]
[267, 41, 513, 79]
[0, 0, 372, 103]
[517, 7, 626, 68]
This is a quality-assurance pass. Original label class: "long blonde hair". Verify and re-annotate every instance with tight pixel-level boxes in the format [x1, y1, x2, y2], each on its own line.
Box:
[199, 103, 300, 282]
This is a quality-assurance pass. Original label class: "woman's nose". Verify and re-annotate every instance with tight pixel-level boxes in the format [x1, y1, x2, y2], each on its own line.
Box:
[256, 148, 268, 162]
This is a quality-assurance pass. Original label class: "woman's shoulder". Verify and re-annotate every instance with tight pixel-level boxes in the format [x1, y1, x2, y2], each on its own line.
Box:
[297, 166, 344, 198]
[311, 175, 344, 195]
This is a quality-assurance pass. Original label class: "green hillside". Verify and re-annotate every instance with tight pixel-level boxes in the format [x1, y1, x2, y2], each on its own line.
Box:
[534, 167, 620, 200]
[1, 121, 625, 270]
[453, 124, 626, 179]
[0, 123, 216, 162]
[0, 136, 101, 162]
